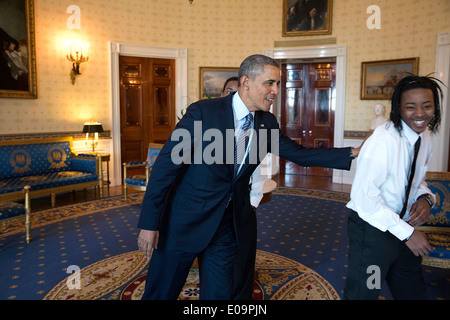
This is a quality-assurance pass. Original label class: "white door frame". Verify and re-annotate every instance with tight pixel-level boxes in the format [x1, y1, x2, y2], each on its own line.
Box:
[109, 42, 188, 186]
[264, 45, 347, 183]
[431, 32, 450, 171]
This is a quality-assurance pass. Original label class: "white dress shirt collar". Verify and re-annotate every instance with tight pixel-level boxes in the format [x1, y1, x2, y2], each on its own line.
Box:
[232, 92, 254, 123]
[401, 120, 422, 147]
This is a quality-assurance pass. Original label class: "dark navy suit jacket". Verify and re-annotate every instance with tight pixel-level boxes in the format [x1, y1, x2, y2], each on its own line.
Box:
[137, 94, 352, 253]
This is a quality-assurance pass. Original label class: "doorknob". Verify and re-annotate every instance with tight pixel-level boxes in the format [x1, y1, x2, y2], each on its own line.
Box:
[302, 130, 306, 136]
[308, 130, 312, 136]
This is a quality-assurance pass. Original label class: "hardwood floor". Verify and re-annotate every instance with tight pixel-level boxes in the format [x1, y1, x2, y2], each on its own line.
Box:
[273, 174, 351, 193]
[28, 173, 350, 212]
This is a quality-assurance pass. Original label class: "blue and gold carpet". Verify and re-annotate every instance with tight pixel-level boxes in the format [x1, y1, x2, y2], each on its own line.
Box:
[0, 188, 448, 300]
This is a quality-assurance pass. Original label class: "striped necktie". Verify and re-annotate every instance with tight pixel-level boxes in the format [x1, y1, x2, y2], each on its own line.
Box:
[400, 137, 421, 219]
[234, 113, 253, 177]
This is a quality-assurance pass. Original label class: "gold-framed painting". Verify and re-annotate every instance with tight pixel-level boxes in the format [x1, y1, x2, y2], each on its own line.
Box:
[282, 0, 333, 37]
[199, 67, 238, 100]
[360, 57, 419, 100]
[0, 0, 38, 99]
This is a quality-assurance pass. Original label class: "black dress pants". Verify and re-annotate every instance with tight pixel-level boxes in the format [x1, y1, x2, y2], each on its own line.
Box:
[344, 210, 428, 300]
[232, 208, 257, 300]
[141, 204, 237, 300]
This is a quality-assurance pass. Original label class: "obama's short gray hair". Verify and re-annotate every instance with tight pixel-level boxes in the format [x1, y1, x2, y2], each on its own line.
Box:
[238, 54, 279, 86]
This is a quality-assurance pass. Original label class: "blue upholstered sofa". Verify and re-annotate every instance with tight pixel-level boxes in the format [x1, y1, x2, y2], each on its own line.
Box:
[417, 171, 450, 269]
[0, 137, 103, 207]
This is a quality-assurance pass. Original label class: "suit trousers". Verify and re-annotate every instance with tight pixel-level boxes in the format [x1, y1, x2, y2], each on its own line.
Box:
[232, 208, 257, 299]
[344, 210, 428, 300]
[141, 203, 237, 300]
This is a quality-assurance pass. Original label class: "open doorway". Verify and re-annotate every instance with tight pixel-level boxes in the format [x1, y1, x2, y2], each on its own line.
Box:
[265, 46, 347, 184]
[279, 58, 337, 177]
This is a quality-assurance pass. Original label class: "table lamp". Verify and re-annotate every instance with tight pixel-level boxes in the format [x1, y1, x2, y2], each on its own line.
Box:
[82, 121, 104, 153]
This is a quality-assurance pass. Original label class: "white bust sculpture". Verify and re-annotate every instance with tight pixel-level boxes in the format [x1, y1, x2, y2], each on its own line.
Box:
[370, 103, 388, 130]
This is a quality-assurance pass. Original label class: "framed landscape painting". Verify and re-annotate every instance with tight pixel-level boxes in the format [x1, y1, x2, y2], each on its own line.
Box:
[0, 0, 38, 99]
[199, 67, 238, 100]
[360, 58, 419, 100]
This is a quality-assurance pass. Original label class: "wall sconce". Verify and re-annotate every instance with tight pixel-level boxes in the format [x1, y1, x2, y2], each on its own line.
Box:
[82, 121, 104, 153]
[66, 40, 89, 85]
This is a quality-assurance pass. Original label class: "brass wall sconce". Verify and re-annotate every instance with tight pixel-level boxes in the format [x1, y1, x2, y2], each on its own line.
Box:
[66, 40, 89, 85]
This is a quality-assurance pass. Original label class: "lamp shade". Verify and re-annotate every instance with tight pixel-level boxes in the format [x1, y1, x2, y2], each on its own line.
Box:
[82, 122, 104, 134]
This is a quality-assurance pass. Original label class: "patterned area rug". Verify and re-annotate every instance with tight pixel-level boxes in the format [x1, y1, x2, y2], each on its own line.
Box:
[42, 249, 339, 300]
[1, 188, 448, 300]
[0, 193, 144, 238]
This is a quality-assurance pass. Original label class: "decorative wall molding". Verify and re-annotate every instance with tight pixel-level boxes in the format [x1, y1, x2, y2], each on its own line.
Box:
[274, 38, 337, 47]
[430, 32, 450, 171]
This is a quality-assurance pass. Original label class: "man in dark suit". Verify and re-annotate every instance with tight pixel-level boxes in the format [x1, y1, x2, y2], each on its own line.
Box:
[137, 54, 357, 300]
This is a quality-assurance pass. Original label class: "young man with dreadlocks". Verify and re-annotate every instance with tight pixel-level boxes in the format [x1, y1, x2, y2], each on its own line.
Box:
[344, 75, 443, 300]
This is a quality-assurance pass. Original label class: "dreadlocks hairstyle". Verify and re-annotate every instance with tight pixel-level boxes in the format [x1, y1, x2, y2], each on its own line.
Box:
[390, 74, 443, 134]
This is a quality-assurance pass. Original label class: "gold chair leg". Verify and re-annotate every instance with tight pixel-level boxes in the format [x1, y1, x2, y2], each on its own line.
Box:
[24, 186, 31, 244]
[123, 162, 127, 200]
[97, 157, 103, 198]
[25, 214, 31, 243]
[51, 193, 56, 207]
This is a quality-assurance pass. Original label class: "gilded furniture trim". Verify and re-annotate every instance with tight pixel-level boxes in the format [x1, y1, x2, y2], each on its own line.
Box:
[425, 171, 449, 226]
[0, 136, 74, 147]
[426, 171, 450, 181]
[421, 256, 450, 269]
[417, 171, 450, 269]
[415, 226, 450, 269]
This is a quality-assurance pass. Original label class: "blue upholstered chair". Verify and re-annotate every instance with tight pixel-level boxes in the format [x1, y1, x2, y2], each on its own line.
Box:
[123, 143, 163, 199]
[0, 185, 31, 243]
[417, 171, 450, 269]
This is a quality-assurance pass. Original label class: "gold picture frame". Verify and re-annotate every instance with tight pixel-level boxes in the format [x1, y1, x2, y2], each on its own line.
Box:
[0, 0, 38, 99]
[360, 57, 419, 100]
[282, 0, 333, 37]
[199, 67, 238, 100]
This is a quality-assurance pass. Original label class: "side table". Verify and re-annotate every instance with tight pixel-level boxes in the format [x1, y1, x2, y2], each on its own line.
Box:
[97, 153, 110, 189]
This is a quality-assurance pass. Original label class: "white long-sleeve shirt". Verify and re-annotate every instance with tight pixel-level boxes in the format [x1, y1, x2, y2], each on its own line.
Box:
[346, 121, 435, 241]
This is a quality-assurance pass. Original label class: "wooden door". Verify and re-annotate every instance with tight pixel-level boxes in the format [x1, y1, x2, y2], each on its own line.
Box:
[119, 56, 175, 173]
[280, 62, 336, 177]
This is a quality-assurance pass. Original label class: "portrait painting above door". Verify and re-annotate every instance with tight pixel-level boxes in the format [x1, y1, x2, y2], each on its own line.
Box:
[0, 0, 38, 99]
[282, 0, 333, 37]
